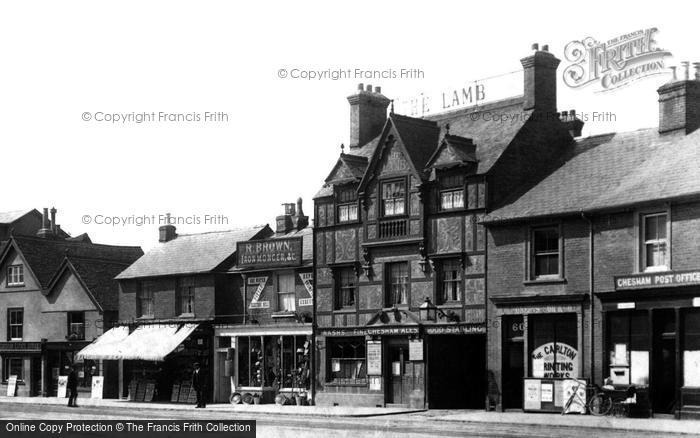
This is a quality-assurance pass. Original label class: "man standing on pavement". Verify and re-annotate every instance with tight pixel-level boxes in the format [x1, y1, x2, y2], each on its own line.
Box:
[192, 362, 206, 408]
[67, 365, 79, 408]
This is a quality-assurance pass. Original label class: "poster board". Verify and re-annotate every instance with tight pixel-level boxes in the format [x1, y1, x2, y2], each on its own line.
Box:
[523, 379, 541, 410]
[127, 380, 138, 401]
[367, 341, 382, 375]
[135, 381, 147, 402]
[91, 376, 104, 399]
[562, 379, 587, 414]
[523, 378, 587, 413]
[409, 340, 424, 361]
[684, 351, 700, 387]
[57, 376, 69, 398]
[170, 383, 181, 402]
[6, 375, 18, 397]
[178, 381, 192, 403]
[186, 385, 198, 403]
[144, 382, 156, 402]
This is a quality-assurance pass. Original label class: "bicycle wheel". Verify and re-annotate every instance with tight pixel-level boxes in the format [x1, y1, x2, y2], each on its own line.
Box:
[588, 393, 613, 416]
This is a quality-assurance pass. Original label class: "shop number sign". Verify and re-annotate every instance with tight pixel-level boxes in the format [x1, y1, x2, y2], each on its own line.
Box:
[531, 343, 579, 379]
[367, 341, 382, 375]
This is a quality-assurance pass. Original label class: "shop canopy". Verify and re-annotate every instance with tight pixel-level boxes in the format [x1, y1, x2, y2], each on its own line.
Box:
[77, 323, 199, 361]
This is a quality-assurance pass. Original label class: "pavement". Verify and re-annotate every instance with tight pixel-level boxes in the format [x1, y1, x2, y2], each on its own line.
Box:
[1, 396, 700, 435]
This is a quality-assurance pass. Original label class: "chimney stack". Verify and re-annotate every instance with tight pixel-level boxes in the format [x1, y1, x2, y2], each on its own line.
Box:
[658, 61, 700, 134]
[521, 43, 560, 113]
[50, 207, 57, 235]
[36, 207, 53, 238]
[159, 213, 177, 243]
[347, 83, 390, 148]
[277, 198, 309, 233]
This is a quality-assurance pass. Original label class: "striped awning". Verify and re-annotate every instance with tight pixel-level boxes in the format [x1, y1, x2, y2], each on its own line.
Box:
[77, 323, 199, 361]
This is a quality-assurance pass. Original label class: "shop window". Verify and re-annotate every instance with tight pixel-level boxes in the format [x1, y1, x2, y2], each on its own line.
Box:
[531, 226, 560, 279]
[277, 273, 296, 312]
[177, 277, 195, 315]
[236, 335, 310, 390]
[67, 312, 85, 340]
[75, 360, 100, 389]
[683, 309, 700, 387]
[137, 283, 154, 318]
[7, 265, 24, 286]
[642, 213, 669, 272]
[8, 308, 23, 341]
[386, 262, 409, 306]
[529, 314, 578, 379]
[337, 187, 358, 223]
[334, 267, 357, 309]
[382, 180, 406, 217]
[236, 336, 262, 387]
[328, 338, 367, 385]
[439, 174, 465, 211]
[607, 311, 649, 385]
[2, 357, 23, 382]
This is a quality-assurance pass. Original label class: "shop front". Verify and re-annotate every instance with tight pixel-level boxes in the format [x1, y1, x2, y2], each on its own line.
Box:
[490, 295, 586, 413]
[599, 270, 700, 419]
[77, 322, 212, 403]
[213, 327, 312, 405]
[0, 341, 42, 397]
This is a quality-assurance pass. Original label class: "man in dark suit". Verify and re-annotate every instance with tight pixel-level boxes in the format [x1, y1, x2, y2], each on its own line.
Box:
[67, 365, 79, 407]
[192, 362, 206, 408]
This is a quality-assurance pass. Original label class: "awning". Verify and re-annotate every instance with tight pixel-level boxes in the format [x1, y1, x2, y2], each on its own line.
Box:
[76, 323, 199, 361]
[76, 326, 130, 360]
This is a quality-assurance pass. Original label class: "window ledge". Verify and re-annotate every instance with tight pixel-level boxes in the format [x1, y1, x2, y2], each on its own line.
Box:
[6, 284, 25, 288]
[333, 308, 355, 314]
[438, 303, 462, 309]
[137, 315, 155, 320]
[178, 313, 195, 318]
[324, 382, 368, 387]
[523, 278, 567, 286]
[271, 312, 296, 319]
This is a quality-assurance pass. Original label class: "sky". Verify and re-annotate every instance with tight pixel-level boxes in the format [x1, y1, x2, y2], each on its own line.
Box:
[0, 0, 696, 250]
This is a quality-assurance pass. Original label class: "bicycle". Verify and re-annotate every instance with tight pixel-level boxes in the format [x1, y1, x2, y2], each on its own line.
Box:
[588, 384, 633, 416]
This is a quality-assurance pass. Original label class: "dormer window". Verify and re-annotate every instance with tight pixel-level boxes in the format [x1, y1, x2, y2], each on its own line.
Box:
[337, 187, 358, 223]
[381, 180, 406, 217]
[439, 174, 465, 211]
[7, 265, 24, 287]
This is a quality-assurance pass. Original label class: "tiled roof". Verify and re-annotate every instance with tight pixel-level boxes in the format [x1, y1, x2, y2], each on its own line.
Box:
[485, 128, 700, 223]
[68, 258, 136, 311]
[116, 225, 270, 279]
[10, 236, 143, 289]
[426, 97, 530, 174]
[389, 113, 441, 176]
[314, 134, 382, 199]
[0, 209, 36, 224]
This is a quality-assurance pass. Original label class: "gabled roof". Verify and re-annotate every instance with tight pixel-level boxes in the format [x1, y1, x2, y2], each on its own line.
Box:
[425, 134, 477, 170]
[116, 225, 271, 279]
[0, 209, 38, 224]
[324, 153, 368, 185]
[426, 97, 531, 174]
[485, 127, 700, 223]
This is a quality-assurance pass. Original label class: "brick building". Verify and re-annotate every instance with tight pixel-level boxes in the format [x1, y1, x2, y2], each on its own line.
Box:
[312, 46, 574, 409]
[484, 64, 700, 418]
[0, 208, 142, 398]
[214, 199, 313, 405]
[80, 220, 269, 403]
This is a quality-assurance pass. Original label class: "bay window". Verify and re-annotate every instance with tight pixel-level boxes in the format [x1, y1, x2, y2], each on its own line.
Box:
[382, 180, 406, 217]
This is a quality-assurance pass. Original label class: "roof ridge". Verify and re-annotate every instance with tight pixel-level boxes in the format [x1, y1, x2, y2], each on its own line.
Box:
[390, 113, 439, 127]
[12, 235, 141, 250]
[176, 224, 267, 237]
[575, 126, 657, 142]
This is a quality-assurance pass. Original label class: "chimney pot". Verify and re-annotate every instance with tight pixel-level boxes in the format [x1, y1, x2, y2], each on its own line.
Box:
[50, 207, 57, 234]
[36, 208, 53, 238]
[358, 83, 364, 90]
[366, 84, 372, 92]
[531, 43, 539, 51]
[569, 109, 576, 118]
[682, 61, 690, 80]
[542, 44, 549, 52]
[693, 62, 700, 80]
[670, 66, 677, 81]
[158, 213, 177, 242]
[375, 86, 382, 94]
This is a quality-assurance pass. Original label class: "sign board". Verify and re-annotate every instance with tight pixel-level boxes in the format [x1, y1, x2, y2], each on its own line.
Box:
[367, 341, 382, 376]
[237, 237, 303, 268]
[409, 340, 424, 361]
[248, 276, 270, 309]
[530, 342, 579, 379]
[144, 382, 156, 402]
[424, 324, 485, 335]
[298, 298, 313, 307]
[6, 375, 18, 397]
[91, 376, 104, 399]
[540, 382, 553, 402]
[562, 379, 587, 414]
[178, 381, 191, 403]
[170, 384, 181, 402]
[57, 376, 68, 398]
[0, 342, 42, 353]
[523, 379, 541, 410]
[369, 376, 381, 391]
[319, 326, 420, 337]
[299, 273, 313, 298]
[615, 270, 700, 290]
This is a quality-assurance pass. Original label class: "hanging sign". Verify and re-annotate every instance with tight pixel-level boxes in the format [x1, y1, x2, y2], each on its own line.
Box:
[531, 343, 579, 379]
[248, 276, 269, 309]
[298, 272, 314, 306]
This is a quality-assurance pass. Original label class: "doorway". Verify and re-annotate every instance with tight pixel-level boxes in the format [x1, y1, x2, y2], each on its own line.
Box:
[652, 309, 677, 414]
[502, 316, 524, 409]
[427, 335, 485, 408]
[386, 340, 423, 406]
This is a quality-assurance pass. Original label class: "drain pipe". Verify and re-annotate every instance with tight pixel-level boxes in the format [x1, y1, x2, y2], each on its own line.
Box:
[581, 211, 595, 385]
